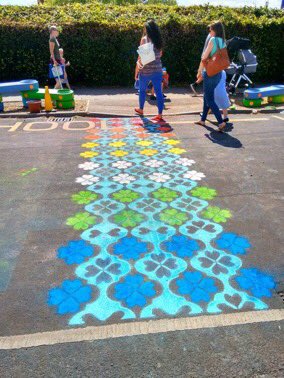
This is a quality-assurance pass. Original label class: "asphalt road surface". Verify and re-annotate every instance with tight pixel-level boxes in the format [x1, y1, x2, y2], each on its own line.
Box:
[0, 113, 283, 377]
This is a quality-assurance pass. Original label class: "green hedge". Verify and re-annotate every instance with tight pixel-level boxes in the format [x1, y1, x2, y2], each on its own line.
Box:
[0, 4, 283, 86]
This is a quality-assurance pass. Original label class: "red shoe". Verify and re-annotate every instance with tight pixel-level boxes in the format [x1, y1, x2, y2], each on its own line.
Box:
[135, 108, 144, 116]
[151, 115, 165, 123]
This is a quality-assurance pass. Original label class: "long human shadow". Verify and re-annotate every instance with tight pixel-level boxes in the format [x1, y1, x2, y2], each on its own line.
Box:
[202, 123, 243, 148]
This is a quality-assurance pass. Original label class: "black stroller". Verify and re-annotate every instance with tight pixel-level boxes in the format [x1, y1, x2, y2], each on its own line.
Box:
[226, 37, 258, 94]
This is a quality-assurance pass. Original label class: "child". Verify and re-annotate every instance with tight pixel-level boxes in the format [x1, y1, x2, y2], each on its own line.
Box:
[214, 70, 230, 123]
[59, 48, 71, 89]
[149, 67, 169, 100]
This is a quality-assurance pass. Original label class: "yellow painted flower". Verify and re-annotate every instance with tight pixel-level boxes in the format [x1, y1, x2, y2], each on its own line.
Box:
[110, 150, 129, 157]
[140, 149, 158, 156]
[80, 151, 99, 158]
[163, 139, 180, 145]
[168, 147, 186, 155]
[136, 140, 153, 147]
[109, 141, 126, 148]
[81, 142, 99, 148]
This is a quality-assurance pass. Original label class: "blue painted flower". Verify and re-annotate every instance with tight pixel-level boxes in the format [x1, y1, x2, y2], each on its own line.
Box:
[113, 237, 148, 260]
[216, 233, 251, 255]
[114, 274, 156, 308]
[57, 240, 94, 265]
[164, 235, 200, 258]
[176, 271, 218, 303]
[48, 279, 92, 314]
[235, 268, 275, 298]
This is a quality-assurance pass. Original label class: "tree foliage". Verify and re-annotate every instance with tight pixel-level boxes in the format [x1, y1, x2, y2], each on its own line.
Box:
[0, 3, 283, 85]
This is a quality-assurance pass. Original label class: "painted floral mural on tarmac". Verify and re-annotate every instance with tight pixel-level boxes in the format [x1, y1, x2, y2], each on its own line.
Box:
[48, 118, 276, 324]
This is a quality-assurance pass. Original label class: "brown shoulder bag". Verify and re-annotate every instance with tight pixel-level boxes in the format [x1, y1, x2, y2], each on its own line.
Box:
[202, 38, 230, 77]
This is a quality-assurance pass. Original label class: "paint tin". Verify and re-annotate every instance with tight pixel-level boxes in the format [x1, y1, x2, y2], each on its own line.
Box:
[27, 100, 42, 113]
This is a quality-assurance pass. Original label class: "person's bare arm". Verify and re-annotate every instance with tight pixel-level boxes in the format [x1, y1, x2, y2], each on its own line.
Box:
[49, 41, 58, 65]
[196, 40, 213, 78]
[202, 40, 213, 61]
[197, 61, 204, 79]
[140, 36, 147, 46]
[135, 64, 139, 80]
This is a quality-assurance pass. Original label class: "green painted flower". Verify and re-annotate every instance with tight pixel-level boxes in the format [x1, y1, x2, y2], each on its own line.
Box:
[152, 188, 179, 202]
[20, 167, 38, 176]
[71, 191, 98, 205]
[159, 208, 188, 226]
[202, 206, 232, 223]
[112, 190, 140, 203]
[114, 210, 144, 228]
[190, 187, 217, 200]
[66, 212, 96, 230]
[0, 259, 9, 272]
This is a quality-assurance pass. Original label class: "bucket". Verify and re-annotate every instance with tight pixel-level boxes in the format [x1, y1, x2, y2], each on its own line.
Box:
[27, 100, 41, 113]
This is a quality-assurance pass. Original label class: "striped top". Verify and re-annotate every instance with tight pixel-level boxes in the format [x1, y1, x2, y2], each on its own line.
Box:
[139, 37, 163, 76]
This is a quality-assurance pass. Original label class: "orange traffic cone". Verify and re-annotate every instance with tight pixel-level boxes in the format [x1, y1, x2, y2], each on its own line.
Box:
[44, 86, 53, 112]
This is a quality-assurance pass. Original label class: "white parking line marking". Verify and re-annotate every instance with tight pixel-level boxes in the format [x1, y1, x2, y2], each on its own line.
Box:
[0, 309, 283, 350]
[272, 115, 284, 121]
[171, 118, 268, 125]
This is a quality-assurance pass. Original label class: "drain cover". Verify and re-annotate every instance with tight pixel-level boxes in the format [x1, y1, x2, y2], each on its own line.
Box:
[48, 117, 73, 122]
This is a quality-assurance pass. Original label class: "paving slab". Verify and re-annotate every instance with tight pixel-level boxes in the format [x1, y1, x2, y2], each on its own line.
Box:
[1, 88, 283, 118]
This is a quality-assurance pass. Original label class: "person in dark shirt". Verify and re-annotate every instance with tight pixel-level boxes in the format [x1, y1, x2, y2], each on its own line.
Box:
[49, 25, 62, 89]
[49, 25, 61, 65]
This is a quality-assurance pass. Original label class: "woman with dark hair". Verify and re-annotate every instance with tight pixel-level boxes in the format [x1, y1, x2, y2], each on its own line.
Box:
[195, 21, 227, 132]
[135, 20, 164, 122]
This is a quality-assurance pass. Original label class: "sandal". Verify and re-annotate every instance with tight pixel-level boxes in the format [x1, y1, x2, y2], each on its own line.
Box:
[135, 108, 144, 116]
[218, 122, 226, 132]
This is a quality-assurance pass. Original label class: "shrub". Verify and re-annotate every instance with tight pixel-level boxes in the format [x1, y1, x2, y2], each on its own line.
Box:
[0, 3, 283, 86]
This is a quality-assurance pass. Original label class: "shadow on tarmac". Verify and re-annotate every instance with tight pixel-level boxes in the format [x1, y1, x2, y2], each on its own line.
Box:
[203, 122, 243, 148]
[141, 117, 174, 134]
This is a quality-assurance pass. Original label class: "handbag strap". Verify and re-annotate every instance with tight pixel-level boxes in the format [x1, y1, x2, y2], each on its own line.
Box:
[216, 37, 220, 52]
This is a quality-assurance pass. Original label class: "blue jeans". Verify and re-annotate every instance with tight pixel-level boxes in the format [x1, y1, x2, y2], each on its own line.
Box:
[201, 71, 223, 125]
[139, 72, 164, 114]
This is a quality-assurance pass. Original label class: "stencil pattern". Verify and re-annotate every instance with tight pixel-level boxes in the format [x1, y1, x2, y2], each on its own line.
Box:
[48, 118, 276, 325]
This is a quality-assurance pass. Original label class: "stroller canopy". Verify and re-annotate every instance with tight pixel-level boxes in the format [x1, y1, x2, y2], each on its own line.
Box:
[227, 37, 251, 53]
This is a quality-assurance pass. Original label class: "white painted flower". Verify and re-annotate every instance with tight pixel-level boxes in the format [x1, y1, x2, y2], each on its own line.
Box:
[148, 172, 171, 183]
[112, 173, 136, 184]
[143, 159, 164, 168]
[175, 158, 196, 166]
[111, 161, 133, 169]
[183, 170, 205, 181]
[75, 175, 100, 185]
[78, 162, 101, 171]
